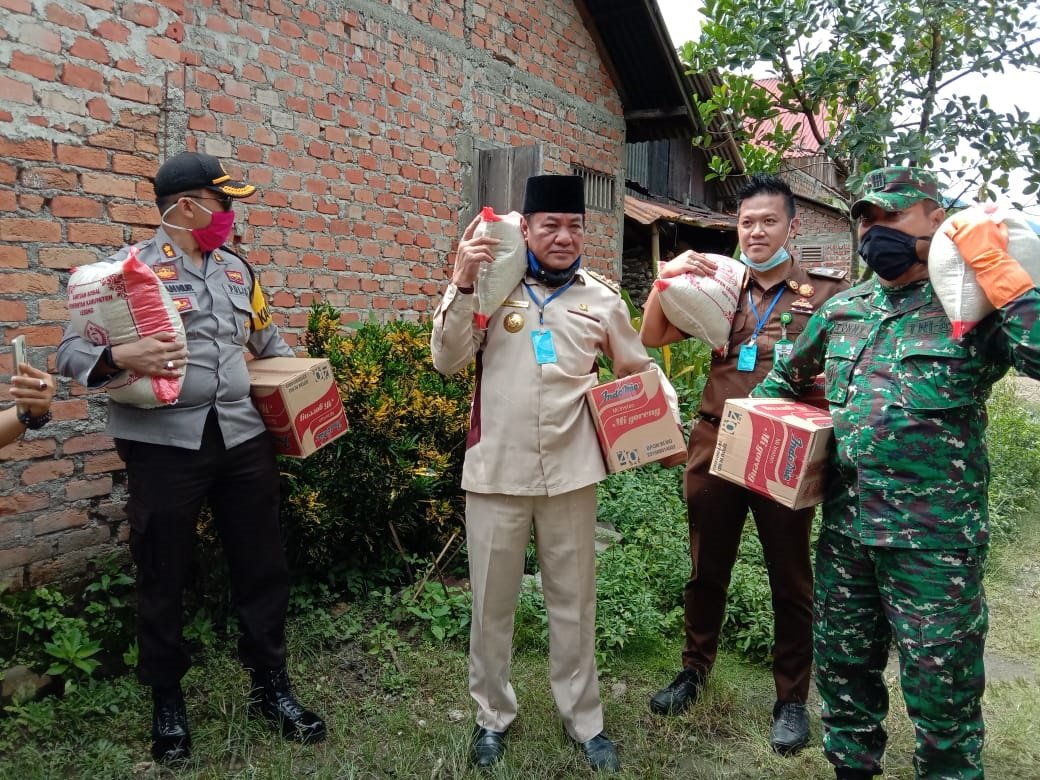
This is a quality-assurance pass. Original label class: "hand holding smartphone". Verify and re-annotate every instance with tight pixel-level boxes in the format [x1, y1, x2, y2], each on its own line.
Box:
[12, 334, 27, 373]
[11, 335, 28, 413]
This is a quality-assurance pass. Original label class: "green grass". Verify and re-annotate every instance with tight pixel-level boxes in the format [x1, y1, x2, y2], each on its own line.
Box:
[3, 380, 1040, 778]
[3, 544, 1038, 780]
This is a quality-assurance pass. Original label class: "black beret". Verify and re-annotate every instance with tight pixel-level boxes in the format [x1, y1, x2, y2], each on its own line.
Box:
[153, 151, 256, 199]
[522, 175, 585, 215]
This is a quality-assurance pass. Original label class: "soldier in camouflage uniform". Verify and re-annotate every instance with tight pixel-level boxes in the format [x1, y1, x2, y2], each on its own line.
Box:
[753, 166, 1040, 779]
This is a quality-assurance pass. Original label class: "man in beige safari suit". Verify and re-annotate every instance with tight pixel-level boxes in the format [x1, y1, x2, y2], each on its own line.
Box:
[431, 175, 679, 773]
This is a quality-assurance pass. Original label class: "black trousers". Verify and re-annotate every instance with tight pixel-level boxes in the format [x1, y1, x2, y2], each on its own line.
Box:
[116, 413, 289, 688]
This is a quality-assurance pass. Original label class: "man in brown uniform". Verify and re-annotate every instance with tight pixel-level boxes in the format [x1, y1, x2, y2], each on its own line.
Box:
[640, 174, 849, 754]
[432, 175, 680, 773]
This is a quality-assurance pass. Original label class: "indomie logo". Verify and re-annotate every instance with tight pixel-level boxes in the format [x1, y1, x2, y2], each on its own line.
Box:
[782, 435, 805, 482]
[599, 382, 640, 402]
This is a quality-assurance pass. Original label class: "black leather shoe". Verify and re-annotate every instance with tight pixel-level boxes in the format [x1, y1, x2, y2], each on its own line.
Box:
[151, 685, 191, 764]
[835, 770, 878, 780]
[770, 700, 809, 755]
[471, 725, 507, 768]
[249, 666, 327, 744]
[579, 732, 620, 773]
[649, 668, 703, 715]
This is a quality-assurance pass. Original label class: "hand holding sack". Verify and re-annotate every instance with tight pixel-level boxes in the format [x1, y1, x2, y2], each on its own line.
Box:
[929, 205, 1040, 337]
[67, 247, 185, 407]
[473, 207, 527, 329]
[653, 253, 747, 349]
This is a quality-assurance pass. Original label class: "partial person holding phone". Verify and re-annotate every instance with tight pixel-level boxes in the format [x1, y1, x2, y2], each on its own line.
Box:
[2, 351, 56, 447]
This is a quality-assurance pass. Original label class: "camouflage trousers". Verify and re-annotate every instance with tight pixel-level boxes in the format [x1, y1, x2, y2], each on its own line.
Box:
[814, 528, 987, 779]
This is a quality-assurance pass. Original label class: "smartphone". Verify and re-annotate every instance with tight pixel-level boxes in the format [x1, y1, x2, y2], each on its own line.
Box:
[11, 334, 27, 373]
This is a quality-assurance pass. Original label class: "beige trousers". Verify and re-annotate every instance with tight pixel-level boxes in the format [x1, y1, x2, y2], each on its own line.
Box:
[465, 487, 603, 743]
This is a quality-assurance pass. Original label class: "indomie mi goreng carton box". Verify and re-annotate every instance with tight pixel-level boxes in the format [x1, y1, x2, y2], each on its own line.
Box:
[709, 398, 833, 509]
[248, 357, 349, 457]
[586, 370, 686, 474]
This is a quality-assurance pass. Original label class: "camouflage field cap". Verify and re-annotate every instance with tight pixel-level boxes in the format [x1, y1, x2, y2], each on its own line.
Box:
[850, 166, 940, 218]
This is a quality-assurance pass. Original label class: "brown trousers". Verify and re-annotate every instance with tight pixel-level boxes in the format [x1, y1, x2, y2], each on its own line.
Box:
[682, 419, 813, 703]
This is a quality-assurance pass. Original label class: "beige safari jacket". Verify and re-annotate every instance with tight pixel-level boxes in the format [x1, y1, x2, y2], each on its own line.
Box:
[431, 270, 680, 496]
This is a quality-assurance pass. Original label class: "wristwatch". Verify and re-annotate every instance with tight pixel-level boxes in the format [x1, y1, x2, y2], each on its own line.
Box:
[17, 407, 51, 430]
[101, 346, 120, 376]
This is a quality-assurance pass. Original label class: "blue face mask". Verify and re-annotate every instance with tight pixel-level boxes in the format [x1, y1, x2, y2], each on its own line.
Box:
[739, 223, 794, 272]
[740, 245, 791, 272]
[527, 249, 582, 287]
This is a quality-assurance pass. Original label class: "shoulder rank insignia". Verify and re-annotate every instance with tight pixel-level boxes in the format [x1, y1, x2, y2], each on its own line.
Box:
[807, 267, 848, 280]
[585, 269, 620, 293]
[791, 298, 814, 314]
[161, 243, 176, 258]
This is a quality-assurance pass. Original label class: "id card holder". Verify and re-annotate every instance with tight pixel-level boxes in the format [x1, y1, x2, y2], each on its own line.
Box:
[531, 329, 558, 364]
[736, 341, 758, 372]
[773, 339, 793, 364]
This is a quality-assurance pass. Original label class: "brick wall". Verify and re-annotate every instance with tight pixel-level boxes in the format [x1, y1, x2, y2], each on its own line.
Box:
[792, 198, 854, 277]
[0, 0, 626, 589]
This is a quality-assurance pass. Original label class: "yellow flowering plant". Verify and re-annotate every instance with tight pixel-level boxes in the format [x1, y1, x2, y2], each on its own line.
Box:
[280, 303, 474, 573]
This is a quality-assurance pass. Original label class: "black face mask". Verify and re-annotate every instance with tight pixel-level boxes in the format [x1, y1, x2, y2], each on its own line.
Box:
[858, 225, 926, 281]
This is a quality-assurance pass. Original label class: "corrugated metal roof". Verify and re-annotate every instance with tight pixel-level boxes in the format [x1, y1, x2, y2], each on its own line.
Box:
[624, 194, 736, 230]
[751, 78, 830, 157]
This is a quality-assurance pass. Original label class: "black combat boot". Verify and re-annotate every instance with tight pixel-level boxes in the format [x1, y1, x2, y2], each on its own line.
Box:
[150, 684, 191, 764]
[248, 665, 327, 744]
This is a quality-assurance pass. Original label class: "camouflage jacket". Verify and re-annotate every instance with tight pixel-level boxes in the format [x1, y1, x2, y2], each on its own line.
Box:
[753, 279, 1040, 549]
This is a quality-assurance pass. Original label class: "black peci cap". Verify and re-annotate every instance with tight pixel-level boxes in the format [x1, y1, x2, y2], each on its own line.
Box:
[522, 175, 585, 215]
[153, 151, 257, 199]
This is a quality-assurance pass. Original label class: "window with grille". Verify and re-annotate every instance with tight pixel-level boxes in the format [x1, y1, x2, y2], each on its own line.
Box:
[572, 166, 615, 212]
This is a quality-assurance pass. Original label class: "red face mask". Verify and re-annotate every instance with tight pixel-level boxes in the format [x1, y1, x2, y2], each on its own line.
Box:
[161, 199, 235, 252]
[186, 200, 235, 251]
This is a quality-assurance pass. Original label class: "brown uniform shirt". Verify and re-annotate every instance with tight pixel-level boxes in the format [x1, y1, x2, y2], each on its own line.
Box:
[688, 263, 850, 472]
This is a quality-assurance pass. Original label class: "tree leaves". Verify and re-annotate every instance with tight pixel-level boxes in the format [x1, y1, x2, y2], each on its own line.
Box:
[683, 0, 1040, 207]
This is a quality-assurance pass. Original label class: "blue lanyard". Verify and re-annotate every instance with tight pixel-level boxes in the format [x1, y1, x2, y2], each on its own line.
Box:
[747, 287, 785, 341]
[523, 277, 577, 325]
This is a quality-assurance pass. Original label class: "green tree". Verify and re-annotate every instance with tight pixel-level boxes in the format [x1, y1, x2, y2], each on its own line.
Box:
[684, 0, 1040, 204]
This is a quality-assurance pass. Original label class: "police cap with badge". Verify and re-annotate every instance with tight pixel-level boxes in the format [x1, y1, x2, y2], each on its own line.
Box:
[153, 151, 257, 201]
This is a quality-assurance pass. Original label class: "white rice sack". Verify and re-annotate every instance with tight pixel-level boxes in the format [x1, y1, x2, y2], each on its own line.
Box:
[654, 253, 747, 349]
[67, 247, 185, 408]
[473, 207, 527, 329]
[929, 206, 1040, 337]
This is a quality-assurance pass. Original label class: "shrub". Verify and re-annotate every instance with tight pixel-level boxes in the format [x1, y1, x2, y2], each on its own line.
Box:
[986, 377, 1040, 545]
[596, 465, 690, 660]
[280, 303, 474, 573]
[0, 553, 137, 682]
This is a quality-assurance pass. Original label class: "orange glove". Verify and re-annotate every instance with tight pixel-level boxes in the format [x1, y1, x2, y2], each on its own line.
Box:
[945, 212, 1033, 308]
